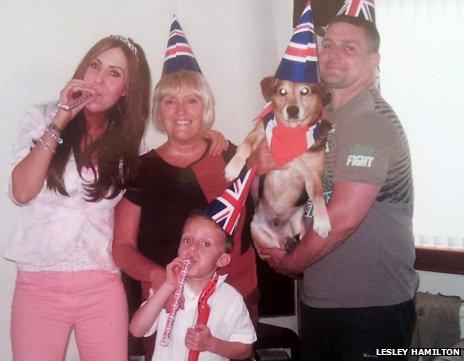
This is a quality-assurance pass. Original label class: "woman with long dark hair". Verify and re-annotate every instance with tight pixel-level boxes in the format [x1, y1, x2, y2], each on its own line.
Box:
[6, 35, 150, 361]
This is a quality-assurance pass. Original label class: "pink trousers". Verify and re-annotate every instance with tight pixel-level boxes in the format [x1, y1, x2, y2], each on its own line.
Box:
[11, 270, 128, 361]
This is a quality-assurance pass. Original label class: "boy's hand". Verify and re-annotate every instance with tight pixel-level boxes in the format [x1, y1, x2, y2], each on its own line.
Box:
[164, 257, 185, 287]
[163, 257, 188, 311]
[164, 292, 185, 313]
[185, 324, 214, 352]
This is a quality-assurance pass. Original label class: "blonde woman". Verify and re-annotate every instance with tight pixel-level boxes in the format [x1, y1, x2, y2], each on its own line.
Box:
[113, 69, 258, 359]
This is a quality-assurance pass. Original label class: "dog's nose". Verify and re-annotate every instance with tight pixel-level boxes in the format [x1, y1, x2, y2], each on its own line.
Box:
[286, 106, 299, 119]
[272, 219, 280, 229]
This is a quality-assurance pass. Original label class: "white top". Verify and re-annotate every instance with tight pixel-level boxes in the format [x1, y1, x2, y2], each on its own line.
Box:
[4, 103, 121, 271]
[17, 238, 99, 272]
[145, 274, 257, 361]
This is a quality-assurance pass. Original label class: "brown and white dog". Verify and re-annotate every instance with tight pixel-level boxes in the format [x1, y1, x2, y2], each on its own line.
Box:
[224, 76, 332, 253]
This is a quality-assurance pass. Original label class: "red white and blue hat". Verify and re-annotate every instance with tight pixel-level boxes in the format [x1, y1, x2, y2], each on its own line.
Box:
[337, 0, 375, 22]
[275, 0, 318, 84]
[162, 15, 202, 75]
[204, 168, 255, 235]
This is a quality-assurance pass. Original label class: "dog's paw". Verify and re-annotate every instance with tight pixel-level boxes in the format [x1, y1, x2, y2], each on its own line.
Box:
[224, 156, 245, 181]
[313, 216, 331, 238]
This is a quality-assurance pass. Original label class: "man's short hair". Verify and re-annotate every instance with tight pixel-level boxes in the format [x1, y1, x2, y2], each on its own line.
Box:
[327, 15, 380, 53]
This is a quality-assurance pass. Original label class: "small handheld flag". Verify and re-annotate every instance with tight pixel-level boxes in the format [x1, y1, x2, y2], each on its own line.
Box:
[203, 168, 255, 235]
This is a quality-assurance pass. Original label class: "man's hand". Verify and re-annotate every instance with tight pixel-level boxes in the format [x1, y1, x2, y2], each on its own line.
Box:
[247, 138, 278, 176]
[259, 247, 299, 276]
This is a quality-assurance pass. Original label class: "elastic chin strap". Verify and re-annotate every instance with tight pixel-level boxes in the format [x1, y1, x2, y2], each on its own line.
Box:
[189, 267, 218, 282]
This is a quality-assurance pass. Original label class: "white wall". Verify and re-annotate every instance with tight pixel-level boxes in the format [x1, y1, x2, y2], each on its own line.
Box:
[0, 1, 293, 360]
[2, 1, 463, 359]
[376, 0, 464, 241]
[376, 0, 464, 335]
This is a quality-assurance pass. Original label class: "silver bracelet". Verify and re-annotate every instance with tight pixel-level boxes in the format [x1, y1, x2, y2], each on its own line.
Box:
[35, 137, 57, 153]
[48, 123, 63, 134]
[57, 102, 71, 111]
[45, 126, 63, 144]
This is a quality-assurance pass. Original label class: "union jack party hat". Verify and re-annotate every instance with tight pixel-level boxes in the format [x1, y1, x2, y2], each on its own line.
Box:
[275, 0, 318, 84]
[337, 0, 375, 22]
[162, 15, 201, 75]
[204, 168, 256, 235]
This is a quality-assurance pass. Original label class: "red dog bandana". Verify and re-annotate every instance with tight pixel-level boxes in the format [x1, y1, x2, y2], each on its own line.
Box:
[259, 102, 324, 167]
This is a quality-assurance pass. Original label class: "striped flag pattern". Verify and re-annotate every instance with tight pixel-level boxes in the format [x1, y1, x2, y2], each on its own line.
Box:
[162, 15, 201, 75]
[204, 168, 255, 235]
[275, 0, 318, 83]
[337, 0, 375, 22]
[255, 102, 327, 166]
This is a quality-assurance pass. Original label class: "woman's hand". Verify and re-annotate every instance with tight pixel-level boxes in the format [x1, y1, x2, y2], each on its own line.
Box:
[54, 79, 95, 129]
[203, 129, 228, 156]
[10, 80, 94, 204]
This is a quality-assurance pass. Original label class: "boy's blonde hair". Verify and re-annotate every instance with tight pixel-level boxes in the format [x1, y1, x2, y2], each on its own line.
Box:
[183, 212, 233, 253]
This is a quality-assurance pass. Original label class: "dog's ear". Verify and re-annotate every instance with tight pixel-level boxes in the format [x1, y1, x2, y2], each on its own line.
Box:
[260, 76, 277, 102]
[310, 83, 330, 100]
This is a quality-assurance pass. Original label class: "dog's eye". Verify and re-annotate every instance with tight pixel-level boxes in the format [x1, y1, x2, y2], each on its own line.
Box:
[278, 88, 288, 96]
[301, 87, 310, 95]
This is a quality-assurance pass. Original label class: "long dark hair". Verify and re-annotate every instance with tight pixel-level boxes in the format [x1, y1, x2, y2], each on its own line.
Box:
[46, 36, 150, 201]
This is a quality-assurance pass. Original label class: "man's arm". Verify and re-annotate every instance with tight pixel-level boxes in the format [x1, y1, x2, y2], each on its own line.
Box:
[260, 181, 380, 275]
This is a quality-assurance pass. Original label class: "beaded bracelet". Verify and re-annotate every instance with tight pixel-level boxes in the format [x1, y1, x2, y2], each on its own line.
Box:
[35, 137, 57, 153]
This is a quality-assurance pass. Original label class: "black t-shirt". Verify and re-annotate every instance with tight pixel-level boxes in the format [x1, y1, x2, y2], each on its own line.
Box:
[124, 142, 254, 268]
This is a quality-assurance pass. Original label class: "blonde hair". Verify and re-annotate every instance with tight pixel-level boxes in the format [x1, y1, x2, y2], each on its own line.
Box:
[152, 70, 215, 133]
[183, 212, 233, 253]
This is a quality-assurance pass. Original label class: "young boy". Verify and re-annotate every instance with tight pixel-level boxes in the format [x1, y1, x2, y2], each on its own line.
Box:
[130, 212, 257, 361]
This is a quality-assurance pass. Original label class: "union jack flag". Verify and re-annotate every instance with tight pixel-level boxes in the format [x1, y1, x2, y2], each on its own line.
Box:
[162, 15, 201, 75]
[337, 0, 375, 22]
[254, 102, 273, 121]
[275, 0, 319, 83]
[205, 168, 256, 235]
[254, 102, 326, 166]
[282, 6, 316, 64]
[165, 27, 195, 60]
